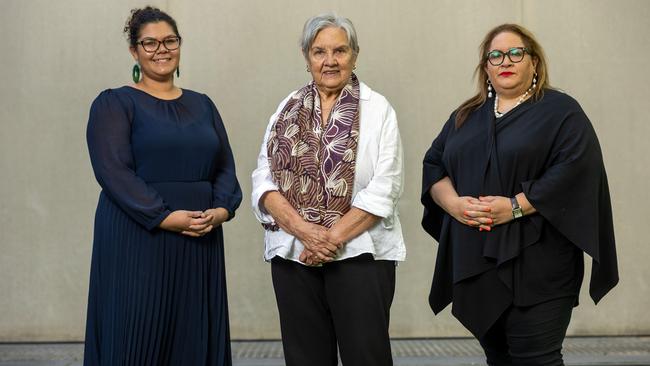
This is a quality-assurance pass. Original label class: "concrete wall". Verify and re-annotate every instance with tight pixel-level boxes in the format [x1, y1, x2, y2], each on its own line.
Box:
[1, 0, 648, 341]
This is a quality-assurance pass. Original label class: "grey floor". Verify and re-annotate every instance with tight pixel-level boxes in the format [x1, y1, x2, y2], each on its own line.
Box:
[1, 337, 649, 366]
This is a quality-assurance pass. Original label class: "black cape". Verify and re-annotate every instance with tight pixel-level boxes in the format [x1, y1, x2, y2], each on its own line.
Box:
[421, 89, 618, 338]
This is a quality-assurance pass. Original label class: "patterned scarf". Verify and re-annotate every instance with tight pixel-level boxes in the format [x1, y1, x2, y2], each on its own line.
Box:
[265, 74, 361, 231]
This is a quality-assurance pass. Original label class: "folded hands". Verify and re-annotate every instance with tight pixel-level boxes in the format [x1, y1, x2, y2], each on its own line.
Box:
[159, 208, 230, 237]
[294, 222, 344, 266]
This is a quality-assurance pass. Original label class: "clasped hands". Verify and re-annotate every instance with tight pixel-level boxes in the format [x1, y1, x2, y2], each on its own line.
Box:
[452, 195, 514, 231]
[159, 208, 229, 237]
[294, 222, 343, 266]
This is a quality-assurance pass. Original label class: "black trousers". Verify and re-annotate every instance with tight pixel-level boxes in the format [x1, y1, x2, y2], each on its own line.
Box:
[271, 254, 396, 366]
[479, 296, 576, 366]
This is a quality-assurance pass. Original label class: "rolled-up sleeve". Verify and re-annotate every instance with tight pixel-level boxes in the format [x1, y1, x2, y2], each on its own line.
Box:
[251, 94, 294, 224]
[352, 103, 403, 218]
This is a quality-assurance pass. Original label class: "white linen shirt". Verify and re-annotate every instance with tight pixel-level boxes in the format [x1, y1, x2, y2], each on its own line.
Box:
[251, 81, 405, 264]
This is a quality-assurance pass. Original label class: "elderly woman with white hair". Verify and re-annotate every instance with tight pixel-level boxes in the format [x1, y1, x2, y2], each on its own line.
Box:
[251, 13, 405, 366]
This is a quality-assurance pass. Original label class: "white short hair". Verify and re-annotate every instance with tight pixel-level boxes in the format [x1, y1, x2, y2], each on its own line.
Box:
[300, 13, 359, 58]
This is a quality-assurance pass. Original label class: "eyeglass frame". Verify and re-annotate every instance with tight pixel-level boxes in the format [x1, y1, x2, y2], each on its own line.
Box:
[485, 47, 531, 66]
[136, 36, 182, 53]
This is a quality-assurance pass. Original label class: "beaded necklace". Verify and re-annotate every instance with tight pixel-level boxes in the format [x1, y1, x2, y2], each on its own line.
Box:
[494, 84, 535, 118]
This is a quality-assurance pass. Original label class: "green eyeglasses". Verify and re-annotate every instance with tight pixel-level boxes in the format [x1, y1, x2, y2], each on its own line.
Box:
[486, 47, 530, 66]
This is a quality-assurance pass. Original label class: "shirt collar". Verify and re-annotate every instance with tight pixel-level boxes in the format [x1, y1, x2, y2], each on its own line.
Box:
[359, 81, 371, 101]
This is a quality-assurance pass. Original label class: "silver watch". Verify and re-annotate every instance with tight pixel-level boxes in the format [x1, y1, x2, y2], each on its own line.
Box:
[510, 197, 523, 219]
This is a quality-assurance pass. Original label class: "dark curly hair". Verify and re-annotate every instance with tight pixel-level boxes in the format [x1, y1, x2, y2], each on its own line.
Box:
[123, 6, 180, 47]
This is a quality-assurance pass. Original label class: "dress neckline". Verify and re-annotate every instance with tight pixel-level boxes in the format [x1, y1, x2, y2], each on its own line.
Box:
[123, 85, 184, 101]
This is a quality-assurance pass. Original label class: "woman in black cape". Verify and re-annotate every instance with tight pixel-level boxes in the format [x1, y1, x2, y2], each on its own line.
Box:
[421, 23, 618, 365]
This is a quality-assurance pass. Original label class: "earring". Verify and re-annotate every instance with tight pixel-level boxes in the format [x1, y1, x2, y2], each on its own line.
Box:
[306, 66, 311, 72]
[353, 65, 356, 70]
[532, 72, 537, 89]
[486, 79, 493, 98]
[176, 67, 180, 78]
[132, 63, 141, 83]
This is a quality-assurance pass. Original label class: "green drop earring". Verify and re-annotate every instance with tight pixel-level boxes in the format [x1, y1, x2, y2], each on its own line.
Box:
[176, 66, 180, 78]
[132, 63, 141, 83]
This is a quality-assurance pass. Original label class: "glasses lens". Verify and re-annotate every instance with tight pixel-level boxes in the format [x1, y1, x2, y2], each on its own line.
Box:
[163, 37, 180, 50]
[508, 48, 525, 62]
[488, 51, 504, 66]
[141, 39, 159, 52]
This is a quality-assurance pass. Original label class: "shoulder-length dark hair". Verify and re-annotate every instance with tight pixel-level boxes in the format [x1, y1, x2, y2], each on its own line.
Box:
[455, 24, 551, 128]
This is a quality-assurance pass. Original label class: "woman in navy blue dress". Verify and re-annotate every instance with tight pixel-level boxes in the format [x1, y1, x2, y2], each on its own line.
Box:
[84, 7, 241, 365]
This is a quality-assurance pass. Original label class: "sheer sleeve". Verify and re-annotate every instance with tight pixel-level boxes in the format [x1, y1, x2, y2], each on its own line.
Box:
[420, 116, 454, 240]
[206, 96, 242, 220]
[521, 99, 618, 303]
[86, 89, 171, 230]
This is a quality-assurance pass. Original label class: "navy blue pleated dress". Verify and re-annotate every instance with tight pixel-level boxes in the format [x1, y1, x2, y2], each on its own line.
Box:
[84, 86, 242, 366]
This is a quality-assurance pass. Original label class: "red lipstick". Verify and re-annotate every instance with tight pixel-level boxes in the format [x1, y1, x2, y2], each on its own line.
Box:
[499, 72, 514, 77]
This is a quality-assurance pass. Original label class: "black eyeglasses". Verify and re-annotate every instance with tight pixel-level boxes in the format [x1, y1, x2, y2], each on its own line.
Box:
[137, 36, 182, 53]
[486, 47, 530, 66]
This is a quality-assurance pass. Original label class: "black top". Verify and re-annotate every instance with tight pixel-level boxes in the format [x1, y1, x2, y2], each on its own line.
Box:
[421, 89, 618, 337]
